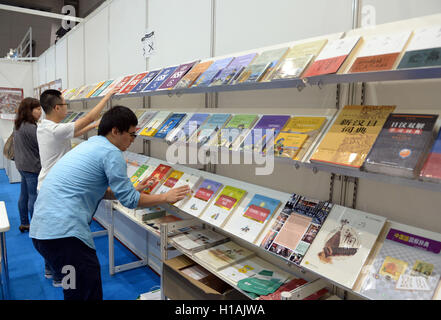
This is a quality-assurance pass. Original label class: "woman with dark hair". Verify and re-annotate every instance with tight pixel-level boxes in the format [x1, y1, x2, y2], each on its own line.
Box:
[13, 97, 42, 232]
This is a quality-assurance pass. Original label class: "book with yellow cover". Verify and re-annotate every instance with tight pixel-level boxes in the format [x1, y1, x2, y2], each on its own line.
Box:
[279, 116, 328, 161]
[271, 39, 328, 81]
[138, 111, 171, 137]
[85, 81, 105, 98]
[267, 132, 309, 160]
[309, 105, 395, 168]
[199, 185, 248, 228]
[154, 170, 184, 195]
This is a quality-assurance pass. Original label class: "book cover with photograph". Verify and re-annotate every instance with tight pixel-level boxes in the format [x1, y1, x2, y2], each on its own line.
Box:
[260, 193, 333, 266]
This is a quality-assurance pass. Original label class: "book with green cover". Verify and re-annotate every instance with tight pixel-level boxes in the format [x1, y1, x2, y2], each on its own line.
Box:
[209, 114, 259, 149]
[236, 47, 289, 84]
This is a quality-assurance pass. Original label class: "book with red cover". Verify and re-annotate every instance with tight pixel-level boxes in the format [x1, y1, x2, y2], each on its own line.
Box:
[142, 164, 173, 194]
[420, 128, 441, 182]
[119, 72, 149, 94]
[302, 36, 360, 78]
[114, 75, 136, 94]
[158, 61, 199, 90]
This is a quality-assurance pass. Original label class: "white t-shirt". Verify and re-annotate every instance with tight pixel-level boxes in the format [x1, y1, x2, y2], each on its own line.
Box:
[37, 119, 75, 190]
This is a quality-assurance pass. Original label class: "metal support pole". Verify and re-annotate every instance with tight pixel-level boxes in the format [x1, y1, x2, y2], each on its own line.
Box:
[1, 233, 10, 300]
[108, 205, 115, 276]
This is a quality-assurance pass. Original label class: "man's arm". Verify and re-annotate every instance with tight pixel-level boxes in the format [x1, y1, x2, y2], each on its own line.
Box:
[74, 120, 100, 138]
[73, 88, 117, 136]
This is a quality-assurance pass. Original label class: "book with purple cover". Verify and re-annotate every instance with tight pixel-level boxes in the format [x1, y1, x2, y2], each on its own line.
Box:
[191, 57, 235, 87]
[159, 61, 199, 90]
[143, 66, 178, 92]
[241, 115, 291, 152]
[130, 70, 161, 93]
[210, 53, 258, 86]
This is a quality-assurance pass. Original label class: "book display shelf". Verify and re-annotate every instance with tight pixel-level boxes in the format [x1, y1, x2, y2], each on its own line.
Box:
[64, 13, 441, 300]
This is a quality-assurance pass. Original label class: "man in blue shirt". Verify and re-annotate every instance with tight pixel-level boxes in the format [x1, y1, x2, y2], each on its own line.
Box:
[30, 106, 190, 300]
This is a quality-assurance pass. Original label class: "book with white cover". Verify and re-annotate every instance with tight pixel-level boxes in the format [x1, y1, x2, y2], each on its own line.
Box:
[405, 26, 441, 51]
[300, 205, 386, 289]
[171, 173, 203, 208]
[356, 32, 411, 58]
[218, 256, 291, 286]
[223, 194, 282, 244]
[170, 228, 229, 253]
[199, 186, 247, 228]
[180, 179, 223, 218]
[153, 170, 184, 195]
[194, 241, 255, 271]
[316, 36, 360, 61]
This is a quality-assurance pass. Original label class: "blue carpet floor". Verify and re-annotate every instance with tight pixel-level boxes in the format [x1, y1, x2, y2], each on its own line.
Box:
[0, 169, 160, 300]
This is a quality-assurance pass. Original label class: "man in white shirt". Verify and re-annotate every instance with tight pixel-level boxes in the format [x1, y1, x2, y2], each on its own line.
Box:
[37, 88, 116, 191]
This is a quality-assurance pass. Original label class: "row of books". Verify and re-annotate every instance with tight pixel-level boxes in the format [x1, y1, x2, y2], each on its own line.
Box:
[310, 105, 441, 181]
[130, 106, 441, 182]
[131, 109, 330, 161]
[122, 152, 441, 300]
[61, 25, 441, 101]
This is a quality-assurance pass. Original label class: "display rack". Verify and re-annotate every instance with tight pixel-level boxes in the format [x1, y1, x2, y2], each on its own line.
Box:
[62, 14, 441, 300]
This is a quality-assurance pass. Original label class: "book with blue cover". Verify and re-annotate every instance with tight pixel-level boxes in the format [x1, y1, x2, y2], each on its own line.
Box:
[166, 113, 210, 143]
[191, 57, 235, 87]
[210, 53, 258, 86]
[131, 69, 161, 93]
[143, 66, 178, 92]
[154, 113, 187, 139]
[90, 80, 114, 97]
[241, 115, 290, 152]
[224, 194, 282, 244]
[189, 113, 232, 147]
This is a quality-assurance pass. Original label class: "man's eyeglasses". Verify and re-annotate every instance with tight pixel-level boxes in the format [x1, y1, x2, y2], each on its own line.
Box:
[129, 132, 137, 138]
[57, 103, 69, 107]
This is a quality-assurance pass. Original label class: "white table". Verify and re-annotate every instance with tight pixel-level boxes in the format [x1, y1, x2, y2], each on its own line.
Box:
[0, 201, 10, 300]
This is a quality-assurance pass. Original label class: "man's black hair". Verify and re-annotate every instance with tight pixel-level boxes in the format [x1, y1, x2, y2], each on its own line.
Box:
[40, 89, 63, 114]
[98, 106, 138, 136]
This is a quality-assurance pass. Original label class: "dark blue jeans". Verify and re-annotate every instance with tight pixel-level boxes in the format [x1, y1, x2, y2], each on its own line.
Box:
[32, 237, 103, 300]
[18, 170, 39, 226]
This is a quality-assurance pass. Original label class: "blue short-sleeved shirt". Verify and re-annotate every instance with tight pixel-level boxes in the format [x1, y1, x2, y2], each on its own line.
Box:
[30, 135, 140, 249]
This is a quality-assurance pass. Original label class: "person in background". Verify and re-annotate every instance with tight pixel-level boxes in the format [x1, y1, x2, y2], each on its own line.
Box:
[36, 87, 117, 286]
[30, 106, 190, 300]
[13, 98, 42, 232]
[37, 87, 117, 192]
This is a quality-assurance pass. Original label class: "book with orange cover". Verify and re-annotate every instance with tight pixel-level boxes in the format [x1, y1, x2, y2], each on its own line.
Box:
[141, 164, 173, 194]
[114, 75, 136, 94]
[349, 31, 412, 73]
[174, 61, 214, 89]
